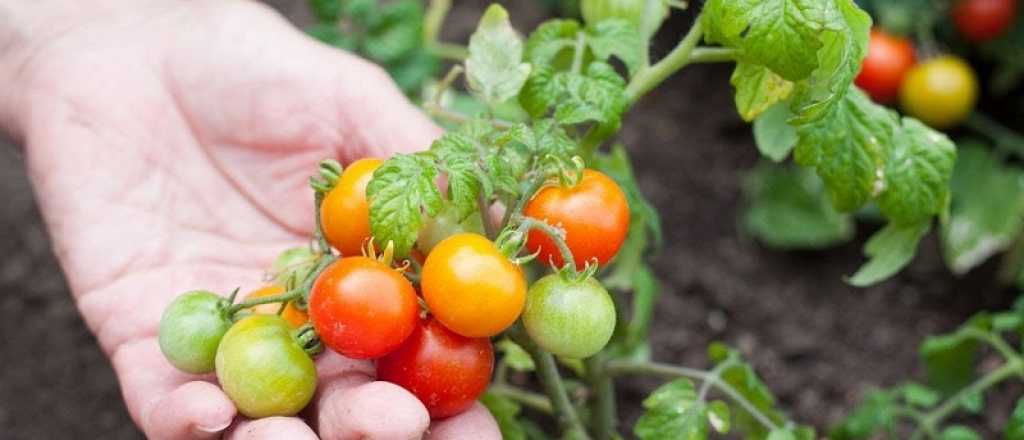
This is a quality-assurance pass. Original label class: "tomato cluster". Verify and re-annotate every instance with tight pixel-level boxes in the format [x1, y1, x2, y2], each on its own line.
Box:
[855, 27, 980, 129]
[157, 160, 630, 421]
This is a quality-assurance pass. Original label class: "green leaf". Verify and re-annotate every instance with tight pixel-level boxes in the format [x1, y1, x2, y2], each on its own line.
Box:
[707, 400, 731, 434]
[742, 163, 855, 249]
[877, 118, 956, 225]
[586, 19, 642, 75]
[767, 430, 797, 440]
[367, 153, 442, 257]
[552, 62, 628, 127]
[634, 378, 708, 440]
[1005, 398, 1024, 440]
[524, 19, 581, 68]
[753, 103, 799, 162]
[942, 144, 1024, 275]
[520, 66, 559, 118]
[848, 221, 930, 287]
[362, 0, 424, 64]
[308, 0, 343, 22]
[431, 132, 489, 219]
[702, 0, 826, 81]
[497, 339, 535, 371]
[711, 347, 786, 438]
[481, 392, 527, 440]
[897, 382, 940, 408]
[920, 329, 978, 395]
[732, 63, 794, 122]
[829, 389, 898, 440]
[942, 426, 981, 440]
[789, 0, 871, 122]
[794, 86, 895, 212]
[960, 390, 984, 414]
[466, 4, 532, 104]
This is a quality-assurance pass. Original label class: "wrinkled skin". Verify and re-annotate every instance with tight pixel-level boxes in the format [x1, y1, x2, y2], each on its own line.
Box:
[0, 0, 500, 438]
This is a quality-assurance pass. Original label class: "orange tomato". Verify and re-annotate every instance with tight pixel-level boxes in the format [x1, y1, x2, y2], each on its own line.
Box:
[321, 158, 383, 257]
[421, 233, 526, 338]
[245, 285, 308, 328]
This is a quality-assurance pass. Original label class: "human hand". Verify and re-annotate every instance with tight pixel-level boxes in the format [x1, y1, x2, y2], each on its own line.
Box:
[0, 0, 500, 438]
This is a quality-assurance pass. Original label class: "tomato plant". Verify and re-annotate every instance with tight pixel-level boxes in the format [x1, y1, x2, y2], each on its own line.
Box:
[155, 0, 989, 435]
[158, 290, 232, 374]
[524, 169, 630, 269]
[952, 0, 1018, 42]
[421, 233, 526, 338]
[377, 317, 495, 419]
[320, 158, 382, 257]
[215, 315, 317, 418]
[855, 28, 916, 103]
[522, 274, 616, 359]
[900, 55, 979, 129]
[308, 255, 419, 359]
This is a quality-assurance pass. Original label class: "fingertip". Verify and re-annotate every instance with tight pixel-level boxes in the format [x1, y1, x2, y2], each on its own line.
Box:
[146, 381, 236, 439]
[425, 403, 502, 440]
[224, 417, 317, 440]
[318, 380, 429, 440]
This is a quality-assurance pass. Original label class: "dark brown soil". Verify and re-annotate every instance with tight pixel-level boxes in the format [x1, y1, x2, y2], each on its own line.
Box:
[0, 1, 1019, 439]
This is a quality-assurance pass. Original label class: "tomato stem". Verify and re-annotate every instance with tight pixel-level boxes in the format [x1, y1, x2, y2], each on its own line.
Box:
[625, 14, 705, 104]
[423, 0, 468, 61]
[965, 111, 1024, 160]
[509, 323, 592, 439]
[513, 216, 579, 273]
[228, 288, 305, 316]
[489, 384, 554, 414]
[585, 353, 617, 440]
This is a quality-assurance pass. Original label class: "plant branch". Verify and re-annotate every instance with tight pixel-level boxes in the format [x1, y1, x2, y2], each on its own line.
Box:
[690, 47, 736, 64]
[586, 353, 617, 440]
[571, 32, 587, 75]
[479, 191, 497, 240]
[423, 0, 468, 61]
[625, 15, 705, 104]
[490, 384, 554, 414]
[510, 324, 591, 439]
[514, 216, 578, 273]
[606, 359, 783, 432]
[913, 359, 1024, 437]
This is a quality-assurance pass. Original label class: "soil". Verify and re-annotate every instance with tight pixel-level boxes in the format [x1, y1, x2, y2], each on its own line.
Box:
[0, 1, 1019, 439]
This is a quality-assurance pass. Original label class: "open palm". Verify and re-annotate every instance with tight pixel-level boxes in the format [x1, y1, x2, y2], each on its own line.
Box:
[9, 1, 498, 438]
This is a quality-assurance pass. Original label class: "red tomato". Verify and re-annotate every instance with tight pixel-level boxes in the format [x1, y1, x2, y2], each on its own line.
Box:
[952, 0, 1017, 42]
[376, 318, 494, 419]
[524, 169, 630, 269]
[854, 29, 916, 103]
[308, 256, 419, 359]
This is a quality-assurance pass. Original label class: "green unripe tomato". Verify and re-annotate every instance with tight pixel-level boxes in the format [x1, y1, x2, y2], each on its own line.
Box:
[158, 290, 232, 374]
[416, 203, 485, 256]
[272, 247, 317, 287]
[215, 315, 317, 418]
[522, 274, 616, 359]
[581, 0, 668, 37]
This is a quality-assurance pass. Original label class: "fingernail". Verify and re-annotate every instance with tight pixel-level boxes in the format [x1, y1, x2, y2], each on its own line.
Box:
[196, 419, 232, 434]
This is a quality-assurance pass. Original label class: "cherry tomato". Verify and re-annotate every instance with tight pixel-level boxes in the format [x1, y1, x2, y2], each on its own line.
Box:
[158, 290, 232, 374]
[309, 256, 419, 359]
[580, 0, 668, 37]
[215, 315, 317, 418]
[522, 274, 616, 359]
[377, 317, 494, 419]
[421, 233, 527, 338]
[272, 247, 317, 287]
[244, 285, 309, 328]
[524, 170, 630, 269]
[321, 158, 382, 257]
[854, 29, 916, 103]
[416, 203, 484, 256]
[900, 55, 978, 129]
[952, 0, 1017, 42]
